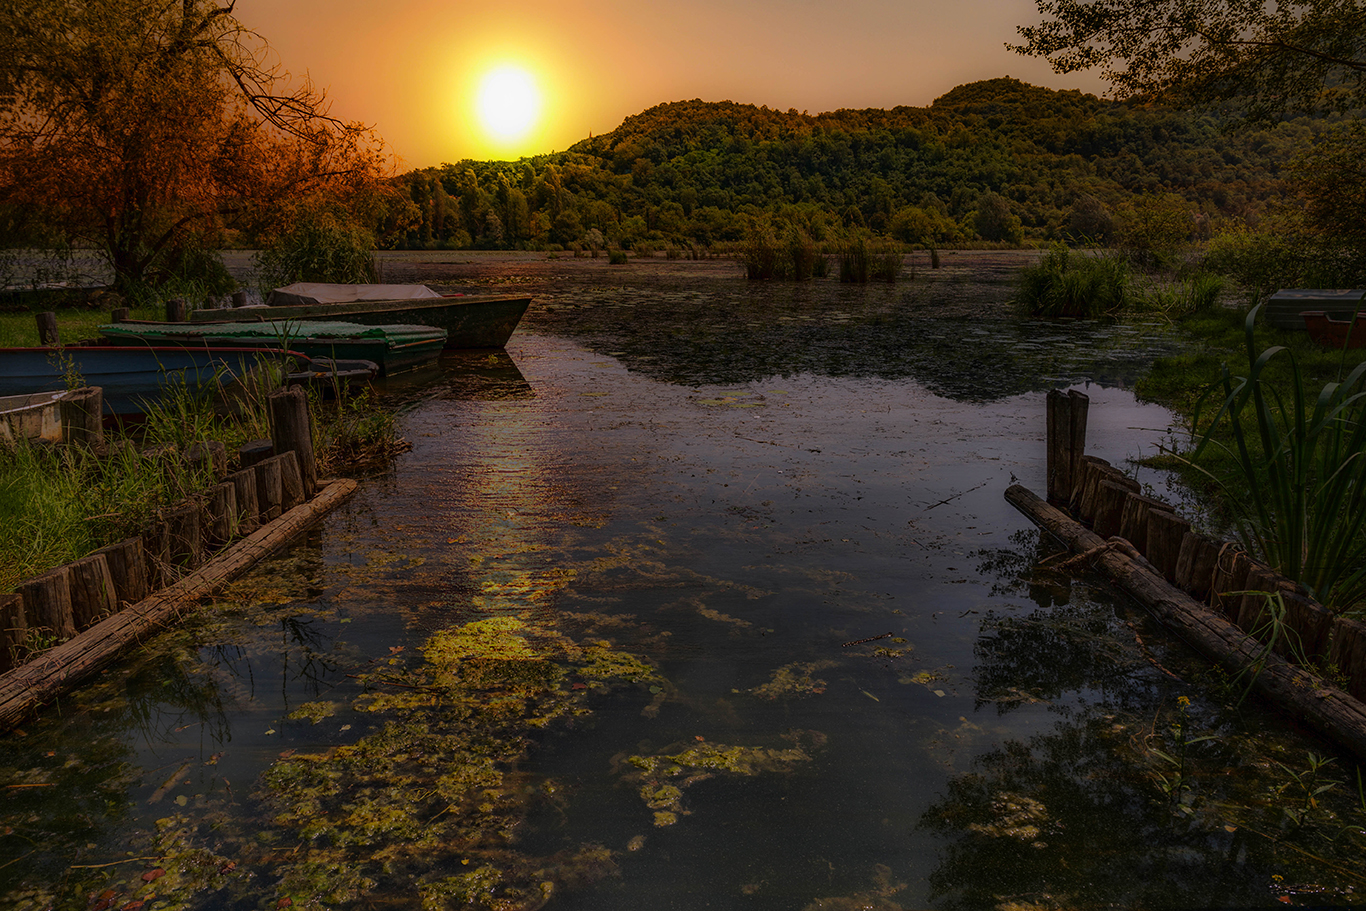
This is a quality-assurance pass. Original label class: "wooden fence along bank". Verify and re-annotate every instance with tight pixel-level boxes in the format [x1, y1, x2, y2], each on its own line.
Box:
[1008, 389, 1366, 759]
[0, 385, 357, 730]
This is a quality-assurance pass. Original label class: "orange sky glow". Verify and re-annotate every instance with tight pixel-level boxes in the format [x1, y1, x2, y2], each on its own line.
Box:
[233, 0, 1106, 169]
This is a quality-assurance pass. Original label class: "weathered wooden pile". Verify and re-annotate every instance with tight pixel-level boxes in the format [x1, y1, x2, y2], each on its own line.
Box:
[0, 385, 333, 678]
[1011, 389, 1366, 758]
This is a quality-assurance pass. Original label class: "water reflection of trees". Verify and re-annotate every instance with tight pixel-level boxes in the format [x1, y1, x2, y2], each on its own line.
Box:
[919, 717, 1295, 910]
[528, 286, 1182, 401]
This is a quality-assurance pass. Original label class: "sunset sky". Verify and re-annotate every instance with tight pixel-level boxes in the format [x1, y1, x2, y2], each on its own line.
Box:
[235, 0, 1107, 169]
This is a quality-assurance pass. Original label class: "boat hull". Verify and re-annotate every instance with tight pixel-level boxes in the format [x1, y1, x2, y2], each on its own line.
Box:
[0, 390, 67, 445]
[1303, 311, 1366, 348]
[99, 321, 446, 377]
[188, 294, 531, 349]
[0, 346, 311, 415]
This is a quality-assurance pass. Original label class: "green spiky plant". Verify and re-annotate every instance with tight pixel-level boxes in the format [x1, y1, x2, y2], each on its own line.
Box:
[1189, 304, 1366, 613]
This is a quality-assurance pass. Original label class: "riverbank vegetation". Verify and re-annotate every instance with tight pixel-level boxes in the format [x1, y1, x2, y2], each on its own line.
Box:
[0, 378, 405, 596]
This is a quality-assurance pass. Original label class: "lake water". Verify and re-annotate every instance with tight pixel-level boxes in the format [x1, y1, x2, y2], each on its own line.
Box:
[3, 259, 1365, 910]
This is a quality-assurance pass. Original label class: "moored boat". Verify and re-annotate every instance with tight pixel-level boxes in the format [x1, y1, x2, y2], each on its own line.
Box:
[189, 284, 531, 349]
[99, 319, 446, 376]
[0, 344, 376, 416]
[1303, 310, 1366, 348]
[0, 390, 67, 445]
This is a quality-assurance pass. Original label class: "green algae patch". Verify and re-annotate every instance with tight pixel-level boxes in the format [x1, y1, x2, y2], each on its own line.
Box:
[252, 614, 658, 907]
[288, 700, 338, 724]
[622, 731, 826, 826]
[750, 660, 839, 699]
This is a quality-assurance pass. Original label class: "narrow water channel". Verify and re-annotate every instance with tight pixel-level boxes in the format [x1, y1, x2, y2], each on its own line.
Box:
[4, 262, 1366, 909]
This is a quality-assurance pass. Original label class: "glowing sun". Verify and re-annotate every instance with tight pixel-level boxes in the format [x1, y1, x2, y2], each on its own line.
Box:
[476, 65, 542, 143]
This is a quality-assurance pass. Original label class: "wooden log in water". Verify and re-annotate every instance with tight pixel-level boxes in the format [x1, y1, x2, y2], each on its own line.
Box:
[60, 387, 104, 449]
[0, 479, 358, 730]
[227, 467, 261, 534]
[255, 456, 283, 522]
[0, 593, 24, 674]
[1145, 510, 1190, 583]
[1175, 531, 1221, 602]
[1006, 483, 1366, 759]
[36, 311, 59, 346]
[91, 538, 148, 606]
[269, 386, 318, 497]
[17, 567, 75, 643]
[67, 554, 118, 630]
[205, 481, 238, 547]
[239, 439, 275, 469]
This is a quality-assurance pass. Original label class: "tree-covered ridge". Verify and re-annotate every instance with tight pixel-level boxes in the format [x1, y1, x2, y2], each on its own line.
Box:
[390, 78, 1315, 252]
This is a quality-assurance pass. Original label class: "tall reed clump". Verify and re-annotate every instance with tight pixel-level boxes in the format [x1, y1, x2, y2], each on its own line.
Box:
[1136, 272, 1225, 320]
[742, 226, 821, 280]
[839, 237, 870, 283]
[1017, 244, 1131, 317]
[1189, 305, 1366, 613]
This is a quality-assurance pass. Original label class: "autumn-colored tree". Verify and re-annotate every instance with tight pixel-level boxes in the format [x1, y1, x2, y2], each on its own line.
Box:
[0, 0, 391, 295]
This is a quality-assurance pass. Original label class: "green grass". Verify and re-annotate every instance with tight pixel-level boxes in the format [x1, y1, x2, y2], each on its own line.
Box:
[0, 305, 165, 347]
[1140, 305, 1366, 613]
[1017, 244, 1131, 318]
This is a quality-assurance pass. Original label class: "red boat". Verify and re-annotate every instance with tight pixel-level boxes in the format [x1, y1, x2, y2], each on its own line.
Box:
[1302, 311, 1366, 348]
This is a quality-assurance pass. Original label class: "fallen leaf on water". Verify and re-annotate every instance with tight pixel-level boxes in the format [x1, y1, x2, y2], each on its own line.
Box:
[140, 869, 164, 883]
[861, 690, 880, 702]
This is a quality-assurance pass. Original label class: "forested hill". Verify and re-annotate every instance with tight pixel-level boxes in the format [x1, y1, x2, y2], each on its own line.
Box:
[390, 77, 1315, 252]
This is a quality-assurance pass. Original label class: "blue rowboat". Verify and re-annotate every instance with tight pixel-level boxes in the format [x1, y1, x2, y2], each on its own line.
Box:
[0, 345, 376, 416]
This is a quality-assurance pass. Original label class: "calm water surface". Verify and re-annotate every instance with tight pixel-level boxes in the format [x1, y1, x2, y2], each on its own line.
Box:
[3, 269, 1365, 910]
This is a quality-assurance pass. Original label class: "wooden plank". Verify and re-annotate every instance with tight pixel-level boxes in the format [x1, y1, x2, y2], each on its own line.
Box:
[1006, 483, 1366, 759]
[0, 479, 358, 730]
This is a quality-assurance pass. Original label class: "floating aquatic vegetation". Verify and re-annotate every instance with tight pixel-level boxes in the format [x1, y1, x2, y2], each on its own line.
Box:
[250, 614, 658, 907]
[749, 660, 838, 699]
[622, 731, 826, 827]
[801, 863, 908, 911]
[287, 700, 337, 724]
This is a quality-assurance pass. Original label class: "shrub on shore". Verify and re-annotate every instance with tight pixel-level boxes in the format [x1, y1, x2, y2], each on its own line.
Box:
[1017, 244, 1130, 317]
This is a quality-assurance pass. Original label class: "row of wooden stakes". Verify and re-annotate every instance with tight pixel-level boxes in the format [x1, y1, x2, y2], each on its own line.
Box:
[0, 385, 320, 674]
[1047, 389, 1366, 703]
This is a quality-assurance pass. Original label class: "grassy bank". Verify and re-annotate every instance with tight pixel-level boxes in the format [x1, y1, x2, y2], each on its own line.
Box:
[0, 373, 404, 595]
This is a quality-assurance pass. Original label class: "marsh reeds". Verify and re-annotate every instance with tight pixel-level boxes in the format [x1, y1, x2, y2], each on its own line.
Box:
[1017, 244, 1131, 317]
[1189, 305, 1366, 613]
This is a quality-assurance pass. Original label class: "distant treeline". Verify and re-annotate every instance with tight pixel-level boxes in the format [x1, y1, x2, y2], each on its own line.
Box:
[385, 77, 1324, 253]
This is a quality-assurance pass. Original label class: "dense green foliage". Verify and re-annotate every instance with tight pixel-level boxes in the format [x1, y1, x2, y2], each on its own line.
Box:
[1018, 245, 1131, 317]
[388, 79, 1313, 253]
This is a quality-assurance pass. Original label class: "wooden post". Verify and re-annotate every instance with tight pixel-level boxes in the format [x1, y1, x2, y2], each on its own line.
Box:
[111, 307, 130, 323]
[227, 467, 261, 534]
[165, 297, 187, 322]
[165, 501, 202, 570]
[273, 451, 305, 511]
[204, 481, 238, 547]
[36, 311, 59, 346]
[17, 567, 75, 642]
[0, 593, 24, 674]
[1118, 493, 1168, 554]
[91, 538, 148, 605]
[1210, 547, 1252, 618]
[1093, 478, 1138, 538]
[67, 554, 118, 630]
[1283, 592, 1334, 665]
[1175, 532, 1221, 602]
[239, 439, 275, 469]
[1145, 510, 1191, 583]
[1235, 564, 1280, 636]
[60, 386, 104, 448]
[187, 440, 227, 479]
[1068, 455, 1109, 518]
[1330, 618, 1366, 703]
[269, 386, 317, 496]
[231, 291, 248, 308]
[1045, 390, 1089, 505]
[255, 457, 284, 522]
[142, 520, 171, 590]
